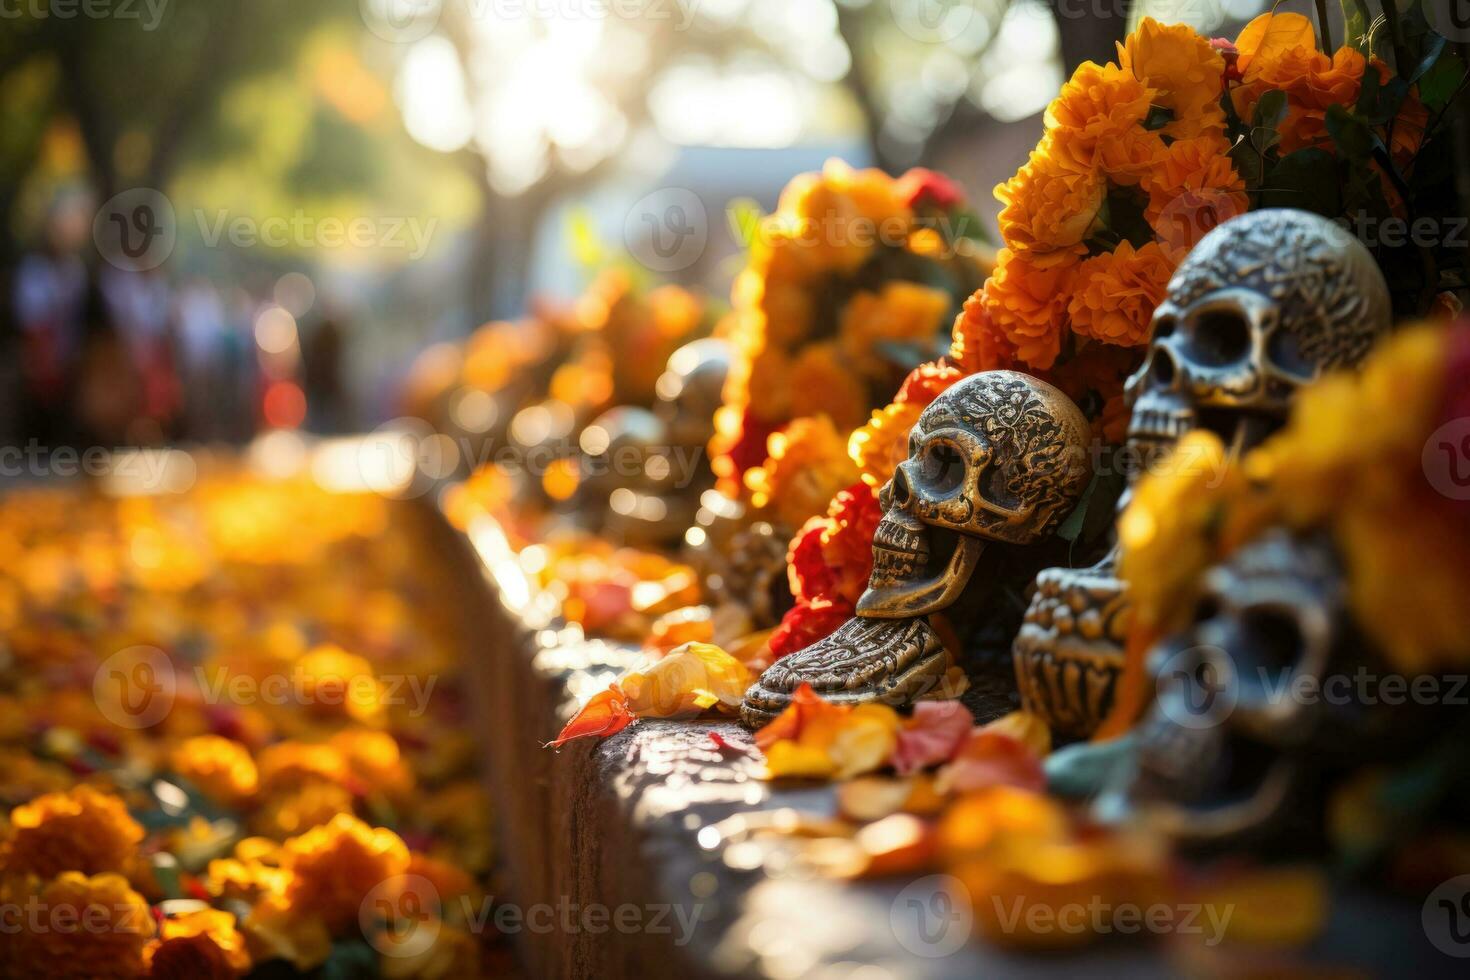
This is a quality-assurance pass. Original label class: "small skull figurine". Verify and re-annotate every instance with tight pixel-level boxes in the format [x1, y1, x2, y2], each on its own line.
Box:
[584, 339, 730, 546]
[741, 371, 1092, 727]
[1104, 530, 1439, 851]
[1014, 209, 1393, 739]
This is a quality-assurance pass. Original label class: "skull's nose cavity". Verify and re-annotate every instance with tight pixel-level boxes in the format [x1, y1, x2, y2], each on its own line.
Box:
[891, 468, 913, 508]
[1150, 346, 1178, 388]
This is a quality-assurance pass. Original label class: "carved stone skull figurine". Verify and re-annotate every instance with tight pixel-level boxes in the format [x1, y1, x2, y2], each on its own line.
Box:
[741, 370, 1091, 727]
[1014, 209, 1393, 739]
[1103, 530, 1439, 851]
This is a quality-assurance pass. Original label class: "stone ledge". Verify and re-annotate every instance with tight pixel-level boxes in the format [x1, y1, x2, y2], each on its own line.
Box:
[429, 504, 1454, 979]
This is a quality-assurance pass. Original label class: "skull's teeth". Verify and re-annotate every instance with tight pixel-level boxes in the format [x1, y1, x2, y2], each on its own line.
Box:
[1128, 406, 1194, 444]
[870, 519, 928, 584]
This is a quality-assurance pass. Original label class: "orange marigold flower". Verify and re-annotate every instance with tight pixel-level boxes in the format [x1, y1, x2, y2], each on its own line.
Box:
[282, 813, 411, 935]
[205, 838, 290, 904]
[788, 342, 870, 433]
[251, 781, 357, 838]
[949, 295, 1021, 374]
[1067, 241, 1177, 348]
[149, 908, 251, 978]
[895, 359, 966, 406]
[1044, 62, 1165, 185]
[295, 644, 384, 724]
[994, 143, 1106, 252]
[1143, 135, 1249, 252]
[1233, 13, 1366, 153]
[171, 735, 259, 808]
[850, 402, 925, 490]
[0, 785, 144, 879]
[3, 872, 156, 979]
[837, 281, 952, 383]
[1050, 342, 1145, 445]
[746, 415, 862, 530]
[981, 249, 1079, 370]
[255, 741, 353, 797]
[1117, 18, 1227, 142]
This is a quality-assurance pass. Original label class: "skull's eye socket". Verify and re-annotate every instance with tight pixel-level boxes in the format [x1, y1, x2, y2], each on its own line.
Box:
[918, 442, 965, 494]
[1187, 309, 1252, 366]
[1152, 314, 1178, 339]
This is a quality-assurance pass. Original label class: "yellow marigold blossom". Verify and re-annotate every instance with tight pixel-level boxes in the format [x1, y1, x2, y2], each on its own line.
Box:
[1067, 240, 1178, 348]
[1117, 17, 1226, 142]
[743, 347, 795, 424]
[980, 248, 1080, 370]
[1044, 62, 1164, 186]
[995, 142, 1106, 252]
[148, 908, 252, 978]
[205, 838, 290, 904]
[251, 781, 357, 838]
[255, 741, 352, 796]
[1246, 325, 1465, 673]
[1117, 430, 1253, 632]
[850, 402, 925, 489]
[171, 735, 259, 807]
[1143, 135, 1249, 252]
[0, 785, 144, 879]
[330, 729, 415, 801]
[295, 644, 385, 723]
[1233, 12, 1366, 153]
[837, 281, 952, 383]
[282, 813, 411, 935]
[746, 415, 862, 529]
[774, 160, 910, 276]
[242, 892, 332, 973]
[2, 872, 156, 979]
[788, 342, 870, 433]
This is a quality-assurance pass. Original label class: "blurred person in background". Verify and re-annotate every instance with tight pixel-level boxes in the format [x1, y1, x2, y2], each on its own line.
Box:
[11, 194, 91, 445]
[98, 264, 179, 443]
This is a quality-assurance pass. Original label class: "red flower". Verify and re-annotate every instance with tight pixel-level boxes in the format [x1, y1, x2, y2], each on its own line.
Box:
[1210, 37, 1242, 82]
[769, 597, 854, 658]
[896, 358, 967, 406]
[897, 168, 966, 211]
[787, 518, 837, 603]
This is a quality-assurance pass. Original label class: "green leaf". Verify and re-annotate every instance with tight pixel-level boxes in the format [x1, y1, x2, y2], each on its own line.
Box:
[1325, 103, 1375, 159]
[1252, 90, 1289, 132]
[1260, 148, 1342, 215]
[1419, 52, 1467, 109]
[1055, 474, 1099, 543]
[1411, 32, 1448, 83]
[725, 197, 764, 251]
[1339, 0, 1372, 51]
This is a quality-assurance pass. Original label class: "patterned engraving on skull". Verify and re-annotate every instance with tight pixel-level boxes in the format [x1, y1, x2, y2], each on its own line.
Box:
[739, 617, 952, 728]
[742, 371, 1093, 727]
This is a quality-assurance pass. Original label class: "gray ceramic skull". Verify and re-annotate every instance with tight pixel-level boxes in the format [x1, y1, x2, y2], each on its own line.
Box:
[1108, 530, 1437, 850]
[1014, 209, 1394, 739]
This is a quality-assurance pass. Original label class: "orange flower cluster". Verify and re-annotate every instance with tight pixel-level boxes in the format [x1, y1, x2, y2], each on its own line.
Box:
[712, 159, 988, 516]
[0, 476, 495, 977]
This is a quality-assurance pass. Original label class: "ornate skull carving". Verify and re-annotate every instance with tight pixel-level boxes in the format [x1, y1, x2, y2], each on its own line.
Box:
[742, 371, 1092, 727]
[1015, 209, 1393, 739]
[860, 370, 1092, 618]
[1106, 531, 1436, 850]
